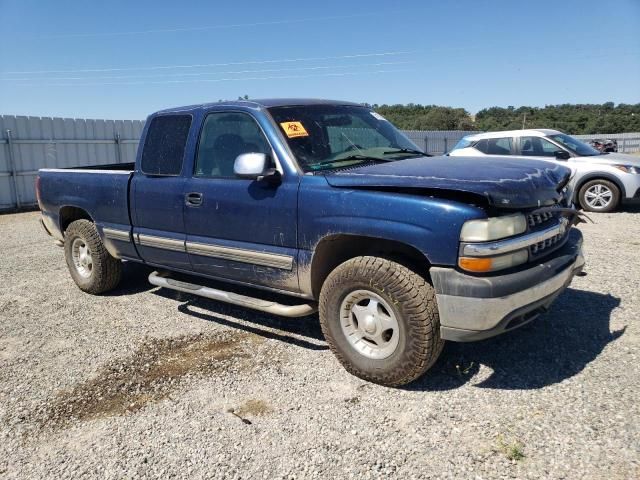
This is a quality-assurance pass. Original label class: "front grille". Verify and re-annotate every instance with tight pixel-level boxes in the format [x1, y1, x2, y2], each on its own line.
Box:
[530, 232, 565, 256]
[525, 205, 571, 259]
[527, 211, 555, 228]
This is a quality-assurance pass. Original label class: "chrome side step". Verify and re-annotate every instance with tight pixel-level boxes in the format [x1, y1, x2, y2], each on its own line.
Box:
[148, 271, 317, 318]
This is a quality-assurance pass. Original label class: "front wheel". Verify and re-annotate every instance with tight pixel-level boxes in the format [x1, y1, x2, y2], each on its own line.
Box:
[319, 256, 443, 387]
[578, 179, 620, 213]
[64, 219, 122, 294]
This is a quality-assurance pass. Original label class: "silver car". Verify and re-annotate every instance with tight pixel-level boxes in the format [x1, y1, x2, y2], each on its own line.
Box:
[449, 129, 640, 212]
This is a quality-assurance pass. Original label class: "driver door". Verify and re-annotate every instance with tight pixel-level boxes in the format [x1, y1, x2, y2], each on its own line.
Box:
[182, 110, 300, 292]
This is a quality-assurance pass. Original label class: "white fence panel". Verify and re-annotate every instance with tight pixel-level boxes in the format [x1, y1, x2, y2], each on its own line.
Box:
[0, 115, 144, 210]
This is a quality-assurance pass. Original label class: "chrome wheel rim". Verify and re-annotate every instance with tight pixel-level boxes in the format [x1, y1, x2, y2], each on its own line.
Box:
[585, 184, 613, 209]
[339, 290, 400, 360]
[71, 238, 93, 278]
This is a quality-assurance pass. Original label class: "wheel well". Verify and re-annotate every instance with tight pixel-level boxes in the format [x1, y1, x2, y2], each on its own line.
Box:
[574, 175, 624, 203]
[59, 206, 92, 233]
[310, 235, 431, 298]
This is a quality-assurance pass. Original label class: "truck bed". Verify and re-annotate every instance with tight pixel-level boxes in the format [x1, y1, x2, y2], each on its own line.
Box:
[37, 164, 135, 249]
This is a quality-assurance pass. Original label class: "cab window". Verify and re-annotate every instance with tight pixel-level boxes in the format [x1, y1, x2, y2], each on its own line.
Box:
[141, 115, 192, 175]
[195, 112, 271, 178]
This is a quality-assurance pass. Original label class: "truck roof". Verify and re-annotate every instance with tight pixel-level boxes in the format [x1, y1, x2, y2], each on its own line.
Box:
[155, 98, 365, 115]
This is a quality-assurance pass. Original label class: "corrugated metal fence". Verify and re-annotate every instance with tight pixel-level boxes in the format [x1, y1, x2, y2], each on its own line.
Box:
[1, 115, 144, 210]
[1, 114, 639, 211]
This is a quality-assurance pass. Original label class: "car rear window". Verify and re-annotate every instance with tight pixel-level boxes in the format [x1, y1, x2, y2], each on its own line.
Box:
[141, 115, 192, 175]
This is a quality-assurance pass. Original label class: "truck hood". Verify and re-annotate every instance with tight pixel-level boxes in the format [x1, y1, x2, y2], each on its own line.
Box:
[324, 155, 572, 208]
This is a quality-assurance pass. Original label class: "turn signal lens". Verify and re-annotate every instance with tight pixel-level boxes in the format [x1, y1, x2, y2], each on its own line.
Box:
[459, 249, 528, 273]
[459, 257, 493, 272]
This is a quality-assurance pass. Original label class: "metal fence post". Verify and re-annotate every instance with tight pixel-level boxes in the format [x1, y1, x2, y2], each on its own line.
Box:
[5, 129, 20, 209]
[424, 137, 429, 154]
[443, 137, 448, 154]
[114, 132, 122, 163]
[621, 137, 627, 153]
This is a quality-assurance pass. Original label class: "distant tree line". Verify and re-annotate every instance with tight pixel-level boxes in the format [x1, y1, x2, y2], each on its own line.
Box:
[371, 104, 475, 131]
[371, 102, 640, 134]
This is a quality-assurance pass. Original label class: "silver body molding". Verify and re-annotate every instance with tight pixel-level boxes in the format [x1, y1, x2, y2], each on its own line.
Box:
[186, 241, 293, 270]
[128, 232, 294, 270]
[436, 250, 585, 336]
[103, 227, 131, 242]
[135, 233, 185, 252]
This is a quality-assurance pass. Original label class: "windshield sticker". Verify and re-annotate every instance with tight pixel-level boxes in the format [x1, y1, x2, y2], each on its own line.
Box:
[280, 121, 309, 138]
[370, 112, 387, 122]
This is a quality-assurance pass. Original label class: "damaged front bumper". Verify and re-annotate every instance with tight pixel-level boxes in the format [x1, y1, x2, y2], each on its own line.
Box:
[431, 229, 584, 342]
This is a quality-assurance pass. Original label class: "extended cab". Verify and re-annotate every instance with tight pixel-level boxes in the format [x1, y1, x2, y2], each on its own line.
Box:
[37, 99, 585, 386]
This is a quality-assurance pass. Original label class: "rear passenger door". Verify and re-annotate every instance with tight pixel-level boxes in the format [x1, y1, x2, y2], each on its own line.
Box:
[131, 114, 193, 270]
[182, 110, 299, 292]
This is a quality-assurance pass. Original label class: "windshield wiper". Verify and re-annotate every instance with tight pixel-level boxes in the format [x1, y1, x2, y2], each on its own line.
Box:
[383, 148, 429, 156]
[310, 155, 394, 171]
[337, 154, 396, 162]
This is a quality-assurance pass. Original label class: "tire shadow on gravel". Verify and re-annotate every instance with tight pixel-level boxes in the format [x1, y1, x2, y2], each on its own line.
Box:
[153, 288, 328, 351]
[101, 261, 156, 296]
[406, 288, 623, 391]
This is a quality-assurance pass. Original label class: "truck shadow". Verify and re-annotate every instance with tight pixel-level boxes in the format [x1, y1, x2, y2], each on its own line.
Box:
[102, 262, 156, 296]
[408, 288, 624, 391]
[148, 283, 621, 390]
[153, 289, 328, 352]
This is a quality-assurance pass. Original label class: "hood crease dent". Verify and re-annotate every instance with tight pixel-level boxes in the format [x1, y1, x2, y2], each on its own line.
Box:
[324, 156, 572, 209]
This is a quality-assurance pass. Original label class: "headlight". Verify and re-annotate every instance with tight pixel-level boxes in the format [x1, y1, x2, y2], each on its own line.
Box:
[612, 165, 640, 174]
[459, 249, 528, 273]
[460, 214, 527, 242]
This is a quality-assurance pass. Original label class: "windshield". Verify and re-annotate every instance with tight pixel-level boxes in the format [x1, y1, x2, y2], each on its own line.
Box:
[452, 136, 475, 151]
[548, 133, 601, 156]
[268, 105, 424, 172]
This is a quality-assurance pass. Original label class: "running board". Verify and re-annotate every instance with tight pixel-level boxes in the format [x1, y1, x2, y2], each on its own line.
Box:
[148, 271, 317, 318]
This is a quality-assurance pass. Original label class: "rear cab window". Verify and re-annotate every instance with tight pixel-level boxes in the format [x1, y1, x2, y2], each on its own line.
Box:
[141, 115, 192, 175]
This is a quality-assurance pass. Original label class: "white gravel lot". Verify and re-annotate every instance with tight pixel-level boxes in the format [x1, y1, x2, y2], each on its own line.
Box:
[0, 208, 639, 479]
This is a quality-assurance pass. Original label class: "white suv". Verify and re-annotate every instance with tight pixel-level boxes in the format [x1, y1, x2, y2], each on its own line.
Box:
[449, 129, 640, 212]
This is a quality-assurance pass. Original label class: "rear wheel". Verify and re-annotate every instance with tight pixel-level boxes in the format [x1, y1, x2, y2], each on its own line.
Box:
[578, 179, 620, 213]
[319, 256, 443, 387]
[64, 219, 122, 294]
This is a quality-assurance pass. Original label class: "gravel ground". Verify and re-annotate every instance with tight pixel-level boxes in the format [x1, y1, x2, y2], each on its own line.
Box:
[1, 209, 639, 479]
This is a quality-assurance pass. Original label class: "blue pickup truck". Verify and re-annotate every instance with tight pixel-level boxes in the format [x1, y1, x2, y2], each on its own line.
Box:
[37, 99, 585, 386]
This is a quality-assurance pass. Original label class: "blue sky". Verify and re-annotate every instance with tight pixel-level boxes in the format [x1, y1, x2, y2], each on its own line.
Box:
[1, 0, 638, 119]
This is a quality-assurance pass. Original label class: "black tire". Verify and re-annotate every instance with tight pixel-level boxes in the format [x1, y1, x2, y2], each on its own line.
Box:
[578, 179, 620, 213]
[64, 219, 122, 294]
[319, 256, 443, 387]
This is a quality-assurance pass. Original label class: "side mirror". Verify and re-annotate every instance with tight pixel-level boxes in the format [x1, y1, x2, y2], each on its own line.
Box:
[233, 153, 280, 182]
[554, 150, 570, 160]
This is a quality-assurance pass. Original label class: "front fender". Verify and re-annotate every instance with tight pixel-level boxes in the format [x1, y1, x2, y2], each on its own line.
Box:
[298, 176, 487, 266]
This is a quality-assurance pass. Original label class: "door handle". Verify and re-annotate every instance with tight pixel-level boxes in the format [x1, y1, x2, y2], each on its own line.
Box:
[185, 192, 203, 207]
